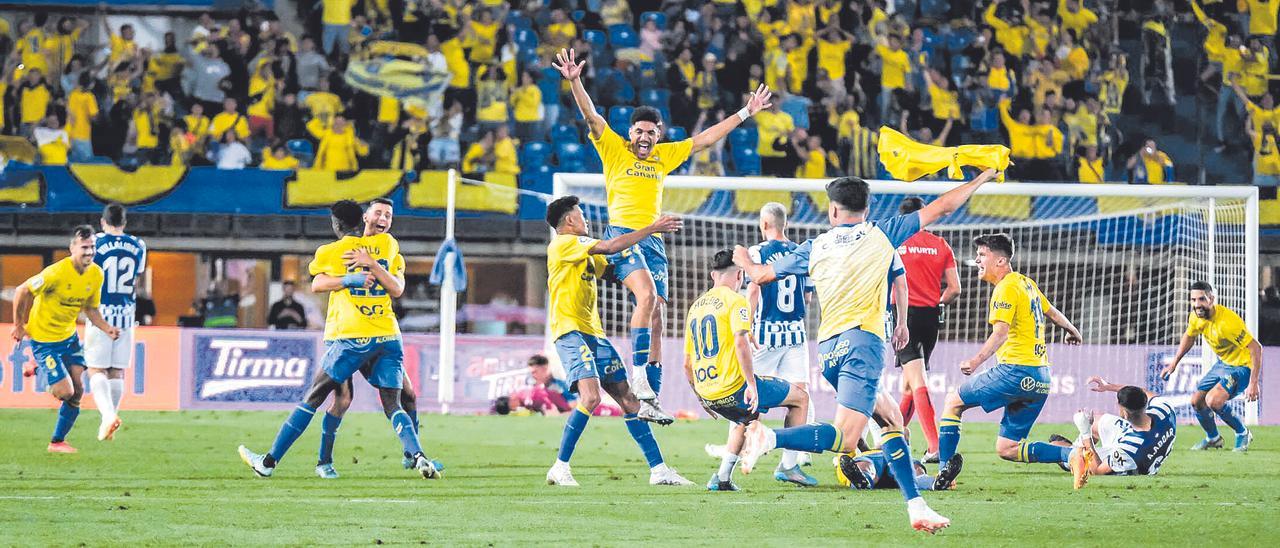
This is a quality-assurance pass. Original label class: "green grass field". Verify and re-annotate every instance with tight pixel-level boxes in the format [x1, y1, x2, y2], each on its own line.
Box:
[1, 409, 1275, 546]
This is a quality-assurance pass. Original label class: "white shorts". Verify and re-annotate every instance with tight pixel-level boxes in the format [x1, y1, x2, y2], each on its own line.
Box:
[84, 324, 134, 369]
[751, 344, 809, 384]
[1090, 413, 1138, 474]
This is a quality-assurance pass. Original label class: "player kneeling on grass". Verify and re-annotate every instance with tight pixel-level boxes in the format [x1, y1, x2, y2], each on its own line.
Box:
[685, 249, 817, 491]
[833, 449, 962, 494]
[1048, 376, 1178, 489]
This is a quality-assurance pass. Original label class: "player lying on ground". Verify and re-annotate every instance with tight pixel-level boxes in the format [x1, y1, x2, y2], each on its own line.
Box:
[12, 225, 120, 454]
[834, 449, 963, 493]
[86, 203, 146, 442]
[554, 47, 772, 420]
[1047, 376, 1178, 489]
[934, 233, 1083, 490]
[314, 198, 426, 479]
[733, 170, 1001, 533]
[1160, 281, 1260, 452]
[543, 195, 693, 487]
[684, 249, 817, 491]
[238, 200, 440, 479]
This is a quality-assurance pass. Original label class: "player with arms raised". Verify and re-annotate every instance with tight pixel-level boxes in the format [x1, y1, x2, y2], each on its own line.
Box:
[238, 200, 439, 479]
[733, 171, 1000, 533]
[934, 234, 1083, 487]
[85, 203, 146, 441]
[1160, 281, 1260, 452]
[554, 47, 773, 419]
[685, 249, 815, 491]
[11, 225, 120, 453]
[1049, 377, 1177, 489]
[543, 195, 693, 487]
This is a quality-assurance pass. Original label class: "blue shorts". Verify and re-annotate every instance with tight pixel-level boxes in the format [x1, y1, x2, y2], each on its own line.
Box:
[554, 331, 626, 389]
[603, 225, 669, 301]
[703, 375, 793, 424]
[854, 451, 929, 490]
[957, 364, 1051, 440]
[1197, 361, 1252, 399]
[321, 336, 405, 389]
[29, 334, 86, 386]
[818, 329, 885, 417]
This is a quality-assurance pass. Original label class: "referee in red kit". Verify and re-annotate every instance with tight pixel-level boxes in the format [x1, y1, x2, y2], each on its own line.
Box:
[894, 197, 961, 462]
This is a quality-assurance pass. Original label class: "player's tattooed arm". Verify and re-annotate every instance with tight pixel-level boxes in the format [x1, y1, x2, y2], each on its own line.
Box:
[691, 84, 772, 153]
[959, 321, 1010, 375]
[731, 245, 777, 285]
[918, 168, 1000, 227]
[1045, 304, 1082, 345]
[589, 215, 682, 255]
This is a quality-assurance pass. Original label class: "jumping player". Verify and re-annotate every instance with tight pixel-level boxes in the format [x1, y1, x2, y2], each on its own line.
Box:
[733, 170, 1001, 533]
[554, 47, 772, 419]
[685, 249, 816, 491]
[935, 233, 1083, 488]
[86, 203, 146, 442]
[11, 225, 120, 453]
[543, 195, 693, 487]
[1049, 376, 1177, 489]
[1160, 281, 1260, 451]
[238, 200, 439, 479]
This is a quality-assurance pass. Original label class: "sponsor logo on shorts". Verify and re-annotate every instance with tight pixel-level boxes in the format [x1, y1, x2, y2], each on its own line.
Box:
[820, 339, 851, 369]
[194, 335, 316, 401]
[602, 359, 624, 376]
[1019, 376, 1051, 394]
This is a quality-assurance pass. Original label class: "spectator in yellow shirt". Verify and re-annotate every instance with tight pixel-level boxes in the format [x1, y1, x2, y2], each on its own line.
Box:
[1246, 0, 1280, 43]
[210, 97, 250, 141]
[17, 69, 52, 138]
[17, 14, 50, 77]
[184, 102, 212, 155]
[475, 66, 509, 134]
[754, 102, 795, 174]
[512, 70, 543, 142]
[984, 0, 1030, 58]
[66, 73, 98, 162]
[1126, 139, 1174, 184]
[796, 134, 831, 178]
[461, 130, 497, 174]
[315, 116, 368, 171]
[875, 33, 911, 125]
[493, 124, 520, 176]
[1057, 0, 1098, 40]
[815, 22, 854, 82]
[322, 0, 356, 55]
[131, 93, 163, 164]
[260, 143, 301, 170]
[1075, 144, 1105, 183]
[1216, 35, 1248, 147]
[999, 98, 1063, 180]
[1249, 122, 1280, 186]
[103, 19, 138, 67]
[34, 114, 70, 165]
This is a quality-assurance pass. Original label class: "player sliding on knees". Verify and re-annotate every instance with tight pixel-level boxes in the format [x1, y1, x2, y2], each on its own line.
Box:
[554, 47, 772, 422]
[685, 249, 817, 491]
[11, 225, 120, 454]
[238, 200, 441, 480]
[1046, 376, 1178, 489]
[733, 170, 1001, 533]
[1160, 281, 1260, 452]
[933, 233, 1083, 489]
[543, 196, 693, 487]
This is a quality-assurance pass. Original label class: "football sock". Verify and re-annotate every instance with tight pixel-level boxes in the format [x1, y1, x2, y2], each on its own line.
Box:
[109, 378, 125, 410]
[390, 410, 423, 456]
[937, 413, 962, 465]
[880, 430, 921, 501]
[556, 405, 592, 463]
[646, 362, 663, 394]
[914, 387, 940, 452]
[775, 423, 841, 453]
[267, 403, 316, 464]
[318, 412, 342, 465]
[1214, 405, 1246, 434]
[630, 327, 651, 368]
[51, 402, 80, 443]
[624, 413, 664, 467]
[717, 454, 738, 482]
[806, 395, 815, 424]
[899, 391, 915, 423]
[1195, 406, 1220, 439]
[89, 373, 117, 423]
[1020, 440, 1070, 463]
[780, 450, 799, 469]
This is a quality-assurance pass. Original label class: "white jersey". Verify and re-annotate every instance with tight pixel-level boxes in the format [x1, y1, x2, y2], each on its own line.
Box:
[749, 240, 813, 348]
[1096, 397, 1177, 476]
[93, 232, 147, 330]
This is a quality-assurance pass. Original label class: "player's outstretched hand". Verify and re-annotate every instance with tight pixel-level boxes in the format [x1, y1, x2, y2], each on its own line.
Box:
[745, 84, 773, 116]
[1245, 384, 1260, 402]
[552, 48, 585, 81]
[732, 245, 752, 268]
[1087, 376, 1109, 392]
[1159, 363, 1177, 380]
[651, 214, 683, 234]
[958, 358, 976, 376]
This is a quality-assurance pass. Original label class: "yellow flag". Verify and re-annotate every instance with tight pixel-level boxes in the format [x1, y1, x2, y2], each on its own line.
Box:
[877, 127, 1011, 181]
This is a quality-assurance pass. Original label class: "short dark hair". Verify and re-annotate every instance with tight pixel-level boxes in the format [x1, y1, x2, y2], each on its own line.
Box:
[1117, 386, 1149, 412]
[631, 106, 662, 126]
[973, 233, 1015, 258]
[369, 197, 394, 208]
[546, 195, 580, 228]
[898, 196, 925, 214]
[330, 200, 364, 235]
[102, 203, 126, 228]
[1190, 280, 1214, 294]
[492, 396, 512, 415]
[528, 354, 549, 367]
[72, 224, 95, 241]
[826, 177, 870, 212]
[710, 248, 736, 272]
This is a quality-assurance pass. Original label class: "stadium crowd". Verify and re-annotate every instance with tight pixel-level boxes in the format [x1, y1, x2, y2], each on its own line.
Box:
[0, 0, 1276, 184]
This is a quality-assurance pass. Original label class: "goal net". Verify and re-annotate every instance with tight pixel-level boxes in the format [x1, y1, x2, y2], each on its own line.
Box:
[552, 173, 1260, 424]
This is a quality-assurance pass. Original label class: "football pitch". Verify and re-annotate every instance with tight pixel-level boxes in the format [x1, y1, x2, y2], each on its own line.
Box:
[1, 409, 1275, 546]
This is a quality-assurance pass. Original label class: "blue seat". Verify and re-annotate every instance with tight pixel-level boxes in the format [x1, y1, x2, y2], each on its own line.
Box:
[608, 24, 639, 48]
[538, 67, 561, 103]
[639, 88, 670, 111]
[609, 106, 635, 135]
[520, 141, 553, 167]
[946, 28, 975, 52]
[732, 147, 760, 175]
[640, 11, 667, 29]
[557, 142, 585, 165]
[506, 11, 532, 32]
[584, 145, 603, 171]
[287, 138, 314, 156]
[551, 123, 580, 143]
[514, 28, 538, 50]
[729, 127, 758, 151]
[571, 10, 586, 22]
[665, 126, 688, 141]
[531, 163, 555, 175]
[560, 160, 587, 173]
[583, 29, 607, 49]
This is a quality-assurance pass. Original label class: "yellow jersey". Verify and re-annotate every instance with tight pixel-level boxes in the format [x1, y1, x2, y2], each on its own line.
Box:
[20, 83, 52, 125]
[23, 258, 104, 343]
[512, 85, 542, 122]
[308, 233, 404, 341]
[989, 272, 1052, 367]
[817, 38, 851, 81]
[685, 285, 752, 400]
[1248, 0, 1280, 35]
[546, 233, 607, 339]
[1185, 305, 1256, 368]
[66, 89, 98, 141]
[1058, 0, 1099, 37]
[1077, 156, 1104, 183]
[322, 0, 355, 25]
[210, 111, 249, 140]
[591, 126, 693, 230]
[876, 45, 910, 90]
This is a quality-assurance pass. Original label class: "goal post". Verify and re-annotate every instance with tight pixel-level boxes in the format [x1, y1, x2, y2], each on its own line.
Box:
[551, 173, 1261, 424]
